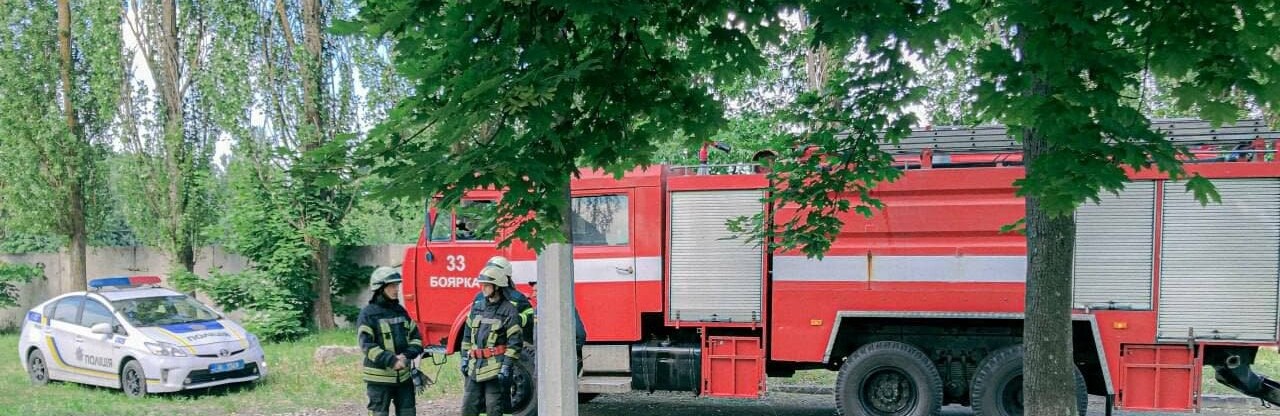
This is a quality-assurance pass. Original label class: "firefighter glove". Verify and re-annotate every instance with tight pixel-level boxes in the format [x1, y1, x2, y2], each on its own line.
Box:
[498, 363, 512, 384]
[460, 356, 470, 376]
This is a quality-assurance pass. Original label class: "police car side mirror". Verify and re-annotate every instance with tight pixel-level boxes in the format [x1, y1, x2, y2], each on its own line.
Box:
[91, 323, 112, 335]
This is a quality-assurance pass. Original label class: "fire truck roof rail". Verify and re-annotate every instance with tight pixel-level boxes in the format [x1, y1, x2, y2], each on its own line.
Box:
[885, 118, 1280, 155]
[667, 163, 762, 176]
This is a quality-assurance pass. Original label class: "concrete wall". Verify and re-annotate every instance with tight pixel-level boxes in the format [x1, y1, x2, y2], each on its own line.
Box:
[341, 244, 415, 308]
[0, 245, 413, 330]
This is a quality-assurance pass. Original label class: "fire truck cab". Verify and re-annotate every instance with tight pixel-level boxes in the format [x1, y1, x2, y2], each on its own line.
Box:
[403, 119, 1280, 416]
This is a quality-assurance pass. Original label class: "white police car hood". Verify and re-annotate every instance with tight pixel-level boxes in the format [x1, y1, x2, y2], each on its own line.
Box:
[138, 320, 253, 354]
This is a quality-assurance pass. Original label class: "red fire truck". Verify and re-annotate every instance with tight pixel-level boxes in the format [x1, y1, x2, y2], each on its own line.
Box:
[405, 119, 1280, 416]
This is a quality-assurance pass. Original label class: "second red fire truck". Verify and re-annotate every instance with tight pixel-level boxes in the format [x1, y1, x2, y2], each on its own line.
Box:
[405, 119, 1280, 415]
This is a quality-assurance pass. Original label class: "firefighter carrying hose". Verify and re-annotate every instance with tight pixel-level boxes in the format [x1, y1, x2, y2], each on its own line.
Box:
[460, 265, 524, 416]
[359, 266, 424, 416]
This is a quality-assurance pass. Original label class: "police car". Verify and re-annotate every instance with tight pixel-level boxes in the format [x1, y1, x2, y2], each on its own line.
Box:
[17, 276, 267, 397]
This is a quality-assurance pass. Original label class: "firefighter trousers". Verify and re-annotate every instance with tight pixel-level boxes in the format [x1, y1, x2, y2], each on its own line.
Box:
[366, 382, 415, 416]
[461, 377, 508, 416]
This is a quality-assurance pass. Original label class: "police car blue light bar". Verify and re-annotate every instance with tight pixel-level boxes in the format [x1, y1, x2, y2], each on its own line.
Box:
[88, 275, 162, 289]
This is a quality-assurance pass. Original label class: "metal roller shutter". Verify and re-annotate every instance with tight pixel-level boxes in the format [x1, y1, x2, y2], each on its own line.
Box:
[1073, 181, 1155, 310]
[1158, 178, 1280, 341]
[668, 190, 764, 323]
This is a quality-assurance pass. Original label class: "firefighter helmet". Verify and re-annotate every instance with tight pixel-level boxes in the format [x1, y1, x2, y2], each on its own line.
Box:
[369, 266, 403, 291]
[485, 256, 513, 280]
[476, 265, 510, 288]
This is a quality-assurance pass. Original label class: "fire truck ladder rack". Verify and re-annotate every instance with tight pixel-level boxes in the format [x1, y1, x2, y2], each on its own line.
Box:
[887, 118, 1280, 167]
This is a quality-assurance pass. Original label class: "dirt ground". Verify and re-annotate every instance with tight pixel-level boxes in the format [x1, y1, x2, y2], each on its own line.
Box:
[270, 392, 1280, 416]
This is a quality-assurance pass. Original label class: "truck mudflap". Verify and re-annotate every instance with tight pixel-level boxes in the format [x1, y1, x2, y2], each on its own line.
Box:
[1206, 347, 1280, 407]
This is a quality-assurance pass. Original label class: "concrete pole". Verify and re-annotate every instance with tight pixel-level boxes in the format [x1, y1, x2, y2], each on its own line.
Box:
[536, 182, 578, 415]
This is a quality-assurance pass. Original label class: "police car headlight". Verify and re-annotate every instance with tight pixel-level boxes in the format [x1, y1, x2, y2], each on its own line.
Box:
[247, 333, 260, 347]
[144, 341, 189, 357]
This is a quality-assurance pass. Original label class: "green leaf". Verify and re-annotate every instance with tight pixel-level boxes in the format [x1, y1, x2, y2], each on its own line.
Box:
[330, 19, 362, 36]
[1184, 174, 1222, 206]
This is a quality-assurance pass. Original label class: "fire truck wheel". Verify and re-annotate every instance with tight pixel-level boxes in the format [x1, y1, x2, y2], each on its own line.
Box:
[969, 345, 1086, 416]
[578, 393, 600, 404]
[508, 357, 537, 416]
[836, 341, 943, 416]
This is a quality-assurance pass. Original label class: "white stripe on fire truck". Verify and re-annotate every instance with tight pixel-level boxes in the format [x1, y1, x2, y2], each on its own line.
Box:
[509, 256, 662, 283]
[773, 255, 1026, 282]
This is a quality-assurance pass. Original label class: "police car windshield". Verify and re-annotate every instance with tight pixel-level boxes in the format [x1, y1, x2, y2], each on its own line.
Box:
[111, 295, 220, 327]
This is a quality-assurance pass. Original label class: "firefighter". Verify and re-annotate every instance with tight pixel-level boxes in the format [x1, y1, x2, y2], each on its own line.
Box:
[472, 256, 535, 339]
[460, 265, 524, 416]
[358, 266, 424, 416]
[528, 278, 587, 373]
[468, 256, 534, 412]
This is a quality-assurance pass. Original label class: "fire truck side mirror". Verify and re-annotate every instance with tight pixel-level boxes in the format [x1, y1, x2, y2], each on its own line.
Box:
[424, 203, 437, 263]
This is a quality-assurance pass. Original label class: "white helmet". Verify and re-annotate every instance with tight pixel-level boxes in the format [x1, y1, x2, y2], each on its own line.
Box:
[485, 256, 513, 280]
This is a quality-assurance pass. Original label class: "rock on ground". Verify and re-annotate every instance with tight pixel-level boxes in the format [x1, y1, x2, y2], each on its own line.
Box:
[312, 345, 361, 365]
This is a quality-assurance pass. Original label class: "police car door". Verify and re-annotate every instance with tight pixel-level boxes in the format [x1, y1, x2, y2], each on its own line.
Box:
[77, 298, 123, 388]
[43, 296, 107, 386]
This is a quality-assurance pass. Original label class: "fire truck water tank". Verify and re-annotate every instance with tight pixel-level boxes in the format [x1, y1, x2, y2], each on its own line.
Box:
[631, 341, 701, 393]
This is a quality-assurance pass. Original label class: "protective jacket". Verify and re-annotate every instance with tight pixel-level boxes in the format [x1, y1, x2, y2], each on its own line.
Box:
[461, 294, 523, 382]
[358, 297, 424, 384]
[473, 288, 534, 345]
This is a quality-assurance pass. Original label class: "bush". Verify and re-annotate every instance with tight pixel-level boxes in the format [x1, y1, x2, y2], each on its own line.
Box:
[0, 262, 41, 308]
[333, 303, 361, 325]
[243, 307, 309, 342]
[174, 269, 312, 341]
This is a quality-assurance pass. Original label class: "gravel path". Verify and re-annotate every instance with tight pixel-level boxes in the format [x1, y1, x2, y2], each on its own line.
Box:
[264, 392, 1280, 416]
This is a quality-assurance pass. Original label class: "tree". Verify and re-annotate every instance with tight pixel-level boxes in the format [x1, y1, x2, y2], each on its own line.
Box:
[184, 0, 402, 334]
[0, 0, 123, 292]
[349, 3, 791, 411]
[112, 0, 223, 272]
[355, 1, 1280, 414]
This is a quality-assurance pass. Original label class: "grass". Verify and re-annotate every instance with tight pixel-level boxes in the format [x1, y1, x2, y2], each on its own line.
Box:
[0, 330, 464, 416]
[1201, 347, 1280, 396]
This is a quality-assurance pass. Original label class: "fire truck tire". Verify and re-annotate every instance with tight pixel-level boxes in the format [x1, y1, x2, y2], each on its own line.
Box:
[836, 341, 943, 416]
[969, 345, 1086, 416]
[578, 393, 600, 404]
[508, 356, 537, 416]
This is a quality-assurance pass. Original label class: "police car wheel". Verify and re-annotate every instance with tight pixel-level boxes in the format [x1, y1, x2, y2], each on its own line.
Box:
[27, 350, 49, 386]
[120, 360, 148, 398]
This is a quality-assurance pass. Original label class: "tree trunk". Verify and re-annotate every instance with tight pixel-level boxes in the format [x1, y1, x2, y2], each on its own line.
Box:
[176, 243, 195, 273]
[67, 183, 88, 292]
[160, 0, 191, 274]
[1022, 125, 1078, 415]
[298, 0, 335, 331]
[299, 0, 325, 134]
[150, 0, 195, 273]
[56, 0, 75, 137]
[310, 240, 335, 330]
[57, 0, 87, 293]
